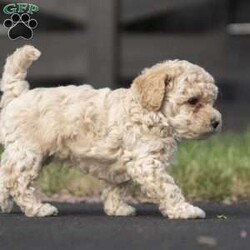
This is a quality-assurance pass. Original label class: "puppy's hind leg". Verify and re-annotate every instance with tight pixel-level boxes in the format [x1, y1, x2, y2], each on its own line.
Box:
[2, 147, 58, 217]
[0, 168, 14, 213]
[102, 182, 136, 216]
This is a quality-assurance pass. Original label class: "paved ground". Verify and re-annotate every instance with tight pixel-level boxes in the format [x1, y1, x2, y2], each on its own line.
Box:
[0, 202, 249, 250]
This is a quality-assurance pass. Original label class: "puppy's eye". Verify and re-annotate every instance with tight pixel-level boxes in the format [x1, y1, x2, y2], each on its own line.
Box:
[187, 97, 199, 105]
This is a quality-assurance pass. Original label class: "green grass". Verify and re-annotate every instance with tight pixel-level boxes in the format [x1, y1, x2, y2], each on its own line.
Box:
[171, 131, 250, 202]
[37, 165, 102, 198]
[36, 131, 250, 202]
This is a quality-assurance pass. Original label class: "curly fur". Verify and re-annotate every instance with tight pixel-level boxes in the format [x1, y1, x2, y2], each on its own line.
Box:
[0, 45, 221, 218]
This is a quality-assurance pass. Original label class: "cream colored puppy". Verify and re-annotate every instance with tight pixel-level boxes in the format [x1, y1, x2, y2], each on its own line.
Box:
[0, 45, 221, 218]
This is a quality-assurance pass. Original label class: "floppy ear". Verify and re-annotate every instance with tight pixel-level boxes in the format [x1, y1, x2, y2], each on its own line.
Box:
[132, 68, 168, 111]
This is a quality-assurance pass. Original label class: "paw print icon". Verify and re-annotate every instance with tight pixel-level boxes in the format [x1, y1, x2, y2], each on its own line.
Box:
[3, 13, 38, 40]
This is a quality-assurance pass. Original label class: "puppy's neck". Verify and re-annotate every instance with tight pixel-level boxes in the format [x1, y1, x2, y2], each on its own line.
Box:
[124, 89, 174, 139]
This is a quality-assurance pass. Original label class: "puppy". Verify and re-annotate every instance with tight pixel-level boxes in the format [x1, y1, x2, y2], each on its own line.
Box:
[0, 45, 221, 218]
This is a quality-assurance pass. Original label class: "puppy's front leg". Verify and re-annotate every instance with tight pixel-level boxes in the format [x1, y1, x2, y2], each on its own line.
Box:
[127, 155, 205, 219]
[102, 182, 136, 216]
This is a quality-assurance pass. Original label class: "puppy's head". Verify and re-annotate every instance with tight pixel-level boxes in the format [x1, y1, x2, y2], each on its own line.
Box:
[132, 60, 222, 139]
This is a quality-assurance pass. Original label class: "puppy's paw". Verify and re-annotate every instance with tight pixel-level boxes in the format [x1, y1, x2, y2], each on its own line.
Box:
[0, 199, 14, 213]
[115, 204, 136, 216]
[26, 203, 58, 217]
[105, 203, 136, 216]
[36, 203, 58, 217]
[167, 203, 206, 219]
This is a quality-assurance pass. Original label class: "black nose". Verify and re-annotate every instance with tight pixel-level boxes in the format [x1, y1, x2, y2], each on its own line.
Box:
[211, 119, 220, 129]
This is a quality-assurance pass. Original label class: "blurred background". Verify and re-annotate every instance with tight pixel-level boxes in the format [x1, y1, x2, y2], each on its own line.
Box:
[0, 0, 250, 202]
[0, 0, 250, 131]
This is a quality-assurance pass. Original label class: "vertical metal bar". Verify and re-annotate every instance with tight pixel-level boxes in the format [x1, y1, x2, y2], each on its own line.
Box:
[87, 0, 119, 89]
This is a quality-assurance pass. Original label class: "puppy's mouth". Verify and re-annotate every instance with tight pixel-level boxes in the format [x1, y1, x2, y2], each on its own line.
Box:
[177, 130, 214, 140]
[197, 127, 221, 140]
[197, 131, 214, 140]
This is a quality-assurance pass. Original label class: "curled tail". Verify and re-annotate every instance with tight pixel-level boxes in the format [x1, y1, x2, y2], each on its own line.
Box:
[1, 45, 41, 108]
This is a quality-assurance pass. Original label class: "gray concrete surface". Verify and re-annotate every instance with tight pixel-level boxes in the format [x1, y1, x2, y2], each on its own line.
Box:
[0, 202, 249, 250]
